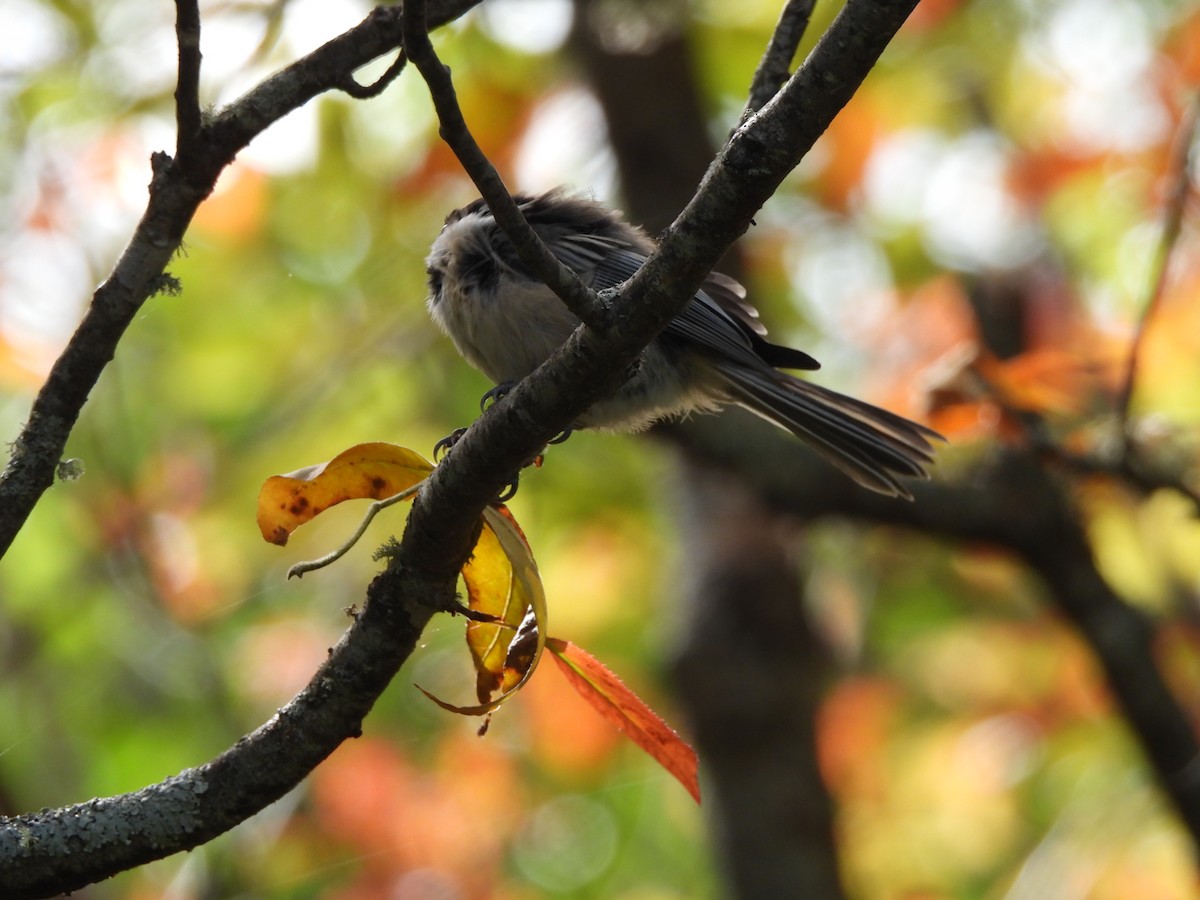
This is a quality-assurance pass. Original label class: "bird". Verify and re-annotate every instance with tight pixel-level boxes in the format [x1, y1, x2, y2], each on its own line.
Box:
[425, 189, 941, 498]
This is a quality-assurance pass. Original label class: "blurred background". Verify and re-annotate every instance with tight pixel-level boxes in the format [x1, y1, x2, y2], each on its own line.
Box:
[3, 0, 1200, 897]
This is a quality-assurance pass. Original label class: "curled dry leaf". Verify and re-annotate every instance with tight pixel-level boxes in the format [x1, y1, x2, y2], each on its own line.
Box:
[418, 503, 548, 716]
[461, 509, 532, 702]
[256, 442, 434, 545]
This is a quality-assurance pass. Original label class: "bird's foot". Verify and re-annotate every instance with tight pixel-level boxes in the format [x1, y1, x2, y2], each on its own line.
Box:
[479, 381, 517, 412]
[433, 427, 468, 461]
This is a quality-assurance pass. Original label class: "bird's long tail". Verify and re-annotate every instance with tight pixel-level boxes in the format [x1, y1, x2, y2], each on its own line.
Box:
[710, 363, 942, 499]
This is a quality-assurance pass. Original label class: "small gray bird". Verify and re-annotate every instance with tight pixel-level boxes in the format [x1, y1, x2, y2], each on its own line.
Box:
[425, 189, 940, 498]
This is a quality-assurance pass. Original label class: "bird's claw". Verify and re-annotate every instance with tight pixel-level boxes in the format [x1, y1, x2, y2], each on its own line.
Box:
[436, 390, 573, 500]
[433, 427, 523, 502]
[480, 381, 516, 412]
[433, 427, 468, 461]
[495, 477, 519, 503]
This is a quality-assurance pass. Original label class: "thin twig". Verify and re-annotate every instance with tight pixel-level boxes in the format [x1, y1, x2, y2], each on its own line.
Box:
[401, 0, 607, 330]
[173, 0, 203, 164]
[1116, 93, 1200, 434]
[337, 48, 408, 98]
[741, 0, 817, 124]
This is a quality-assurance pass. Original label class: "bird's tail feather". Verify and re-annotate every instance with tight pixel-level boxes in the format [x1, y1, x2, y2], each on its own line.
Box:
[711, 363, 941, 499]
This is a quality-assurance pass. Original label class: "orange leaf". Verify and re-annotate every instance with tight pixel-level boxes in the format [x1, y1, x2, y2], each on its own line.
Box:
[256, 442, 433, 545]
[546, 638, 701, 803]
[818, 92, 884, 210]
[975, 347, 1115, 416]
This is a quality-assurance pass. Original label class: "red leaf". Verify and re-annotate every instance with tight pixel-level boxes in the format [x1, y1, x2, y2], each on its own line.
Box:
[546, 638, 701, 803]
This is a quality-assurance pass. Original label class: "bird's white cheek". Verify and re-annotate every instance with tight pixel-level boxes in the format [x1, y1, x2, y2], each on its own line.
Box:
[429, 285, 492, 374]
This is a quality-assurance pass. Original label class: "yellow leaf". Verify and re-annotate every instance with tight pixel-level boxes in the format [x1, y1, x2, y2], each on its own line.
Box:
[481, 503, 547, 698]
[418, 504, 548, 717]
[256, 442, 433, 545]
[462, 515, 527, 702]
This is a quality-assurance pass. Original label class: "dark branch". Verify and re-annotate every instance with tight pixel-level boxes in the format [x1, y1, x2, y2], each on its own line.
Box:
[741, 0, 817, 122]
[670, 471, 844, 898]
[173, 0, 202, 164]
[401, 0, 606, 329]
[0, 567, 445, 898]
[337, 48, 408, 98]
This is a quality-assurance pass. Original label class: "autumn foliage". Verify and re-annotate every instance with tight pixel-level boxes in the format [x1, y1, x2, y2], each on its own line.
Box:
[3, 1, 1200, 898]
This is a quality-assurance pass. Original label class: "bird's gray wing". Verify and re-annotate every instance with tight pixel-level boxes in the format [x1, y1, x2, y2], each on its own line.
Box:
[550, 233, 820, 371]
[546, 233, 786, 368]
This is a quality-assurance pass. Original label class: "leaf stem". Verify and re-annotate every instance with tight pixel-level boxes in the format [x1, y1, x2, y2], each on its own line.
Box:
[287, 484, 422, 579]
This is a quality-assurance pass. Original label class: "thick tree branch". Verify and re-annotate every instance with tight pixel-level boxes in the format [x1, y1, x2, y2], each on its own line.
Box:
[672, 473, 844, 899]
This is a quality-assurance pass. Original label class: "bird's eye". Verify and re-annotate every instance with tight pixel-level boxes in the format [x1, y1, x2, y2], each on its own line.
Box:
[426, 265, 444, 296]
